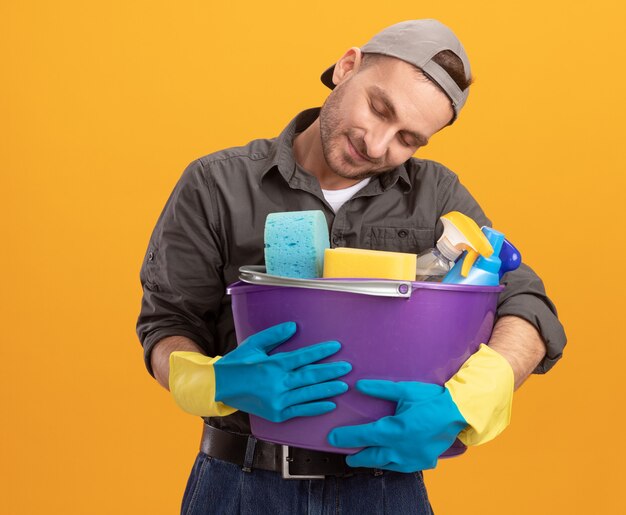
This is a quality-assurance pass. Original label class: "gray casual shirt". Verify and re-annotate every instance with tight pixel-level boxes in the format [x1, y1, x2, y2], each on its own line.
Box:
[136, 107, 566, 434]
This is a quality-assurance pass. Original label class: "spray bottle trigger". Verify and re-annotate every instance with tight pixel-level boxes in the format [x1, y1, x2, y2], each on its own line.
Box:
[461, 250, 479, 277]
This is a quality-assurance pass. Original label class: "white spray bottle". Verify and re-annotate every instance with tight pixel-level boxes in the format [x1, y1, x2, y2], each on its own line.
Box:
[415, 211, 494, 281]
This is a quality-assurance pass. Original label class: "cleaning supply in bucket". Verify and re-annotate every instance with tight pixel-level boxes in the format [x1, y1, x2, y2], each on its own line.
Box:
[443, 227, 509, 286]
[415, 211, 493, 281]
[264, 210, 330, 278]
[498, 238, 522, 279]
[323, 247, 417, 281]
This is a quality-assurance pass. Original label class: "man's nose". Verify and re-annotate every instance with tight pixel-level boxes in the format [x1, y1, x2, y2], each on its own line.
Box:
[363, 125, 395, 159]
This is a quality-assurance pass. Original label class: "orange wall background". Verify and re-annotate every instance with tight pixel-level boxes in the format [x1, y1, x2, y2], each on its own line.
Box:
[1, 1, 624, 513]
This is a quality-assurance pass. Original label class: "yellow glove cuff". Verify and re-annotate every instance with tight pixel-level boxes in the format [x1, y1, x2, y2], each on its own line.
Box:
[168, 352, 238, 417]
[445, 344, 514, 446]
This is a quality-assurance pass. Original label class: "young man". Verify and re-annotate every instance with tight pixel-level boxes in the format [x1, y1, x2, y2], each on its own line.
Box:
[136, 19, 566, 514]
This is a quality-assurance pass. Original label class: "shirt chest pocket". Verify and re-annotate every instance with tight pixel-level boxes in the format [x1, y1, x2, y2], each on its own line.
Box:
[362, 225, 435, 254]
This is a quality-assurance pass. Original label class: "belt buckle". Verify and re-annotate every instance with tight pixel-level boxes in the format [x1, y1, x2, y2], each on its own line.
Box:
[281, 445, 325, 480]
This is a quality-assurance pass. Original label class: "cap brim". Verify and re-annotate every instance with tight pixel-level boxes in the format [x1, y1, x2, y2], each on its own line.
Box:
[320, 65, 336, 90]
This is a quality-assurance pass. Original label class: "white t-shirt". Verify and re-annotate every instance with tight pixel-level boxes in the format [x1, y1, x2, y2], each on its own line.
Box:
[321, 178, 371, 213]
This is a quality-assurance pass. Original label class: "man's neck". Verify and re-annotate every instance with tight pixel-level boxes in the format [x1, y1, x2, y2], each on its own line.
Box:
[292, 117, 362, 190]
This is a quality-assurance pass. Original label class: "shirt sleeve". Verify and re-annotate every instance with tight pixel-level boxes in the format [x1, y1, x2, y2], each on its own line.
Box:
[136, 159, 224, 377]
[436, 171, 567, 374]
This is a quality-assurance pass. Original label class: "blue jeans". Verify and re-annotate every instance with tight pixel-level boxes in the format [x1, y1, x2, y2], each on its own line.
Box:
[181, 452, 434, 515]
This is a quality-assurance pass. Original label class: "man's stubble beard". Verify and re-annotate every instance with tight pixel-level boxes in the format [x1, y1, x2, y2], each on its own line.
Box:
[319, 83, 394, 182]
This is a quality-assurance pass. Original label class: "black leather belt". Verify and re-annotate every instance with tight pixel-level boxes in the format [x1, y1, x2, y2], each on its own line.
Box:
[200, 423, 382, 479]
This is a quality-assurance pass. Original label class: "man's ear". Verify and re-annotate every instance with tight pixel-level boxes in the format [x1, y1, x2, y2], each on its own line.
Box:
[332, 47, 363, 86]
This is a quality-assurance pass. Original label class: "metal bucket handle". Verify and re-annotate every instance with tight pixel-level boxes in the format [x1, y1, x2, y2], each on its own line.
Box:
[238, 266, 413, 298]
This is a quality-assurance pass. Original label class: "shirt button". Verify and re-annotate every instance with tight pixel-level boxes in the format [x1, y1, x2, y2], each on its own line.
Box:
[332, 236, 340, 245]
[148, 251, 154, 261]
[397, 230, 408, 238]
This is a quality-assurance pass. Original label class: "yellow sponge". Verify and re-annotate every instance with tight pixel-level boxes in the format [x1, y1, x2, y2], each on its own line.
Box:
[323, 247, 417, 281]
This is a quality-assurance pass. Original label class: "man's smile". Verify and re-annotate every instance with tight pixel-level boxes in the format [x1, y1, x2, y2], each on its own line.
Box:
[346, 135, 371, 163]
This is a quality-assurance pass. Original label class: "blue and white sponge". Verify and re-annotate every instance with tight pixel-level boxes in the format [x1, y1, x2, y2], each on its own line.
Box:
[264, 210, 330, 278]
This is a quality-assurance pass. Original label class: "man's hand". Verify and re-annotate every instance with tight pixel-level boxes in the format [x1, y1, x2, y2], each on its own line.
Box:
[213, 321, 352, 422]
[168, 321, 352, 421]
[328, 380, 467, 472]
[328, 343, 515, 472]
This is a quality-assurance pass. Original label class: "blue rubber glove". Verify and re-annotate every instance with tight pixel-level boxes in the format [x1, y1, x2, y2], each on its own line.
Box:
[327, 380, 467, 472]
[213, 321, 352, 423]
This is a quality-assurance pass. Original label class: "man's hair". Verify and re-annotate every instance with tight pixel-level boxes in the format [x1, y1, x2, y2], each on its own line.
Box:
[360, 50, 473, 92]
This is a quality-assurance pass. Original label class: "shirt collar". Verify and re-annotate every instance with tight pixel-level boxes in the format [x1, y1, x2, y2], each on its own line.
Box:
[263, 108, 412, 192]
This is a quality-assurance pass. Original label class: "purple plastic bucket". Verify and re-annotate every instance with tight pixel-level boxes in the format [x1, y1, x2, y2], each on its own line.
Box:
[227, 266, 504, 456]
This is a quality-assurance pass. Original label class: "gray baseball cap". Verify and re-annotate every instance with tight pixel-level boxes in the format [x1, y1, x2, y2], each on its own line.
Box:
[320, 19, 472, 121]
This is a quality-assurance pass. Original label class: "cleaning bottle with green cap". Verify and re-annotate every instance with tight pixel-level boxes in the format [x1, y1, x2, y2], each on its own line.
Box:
[415, 211, 493, 281]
